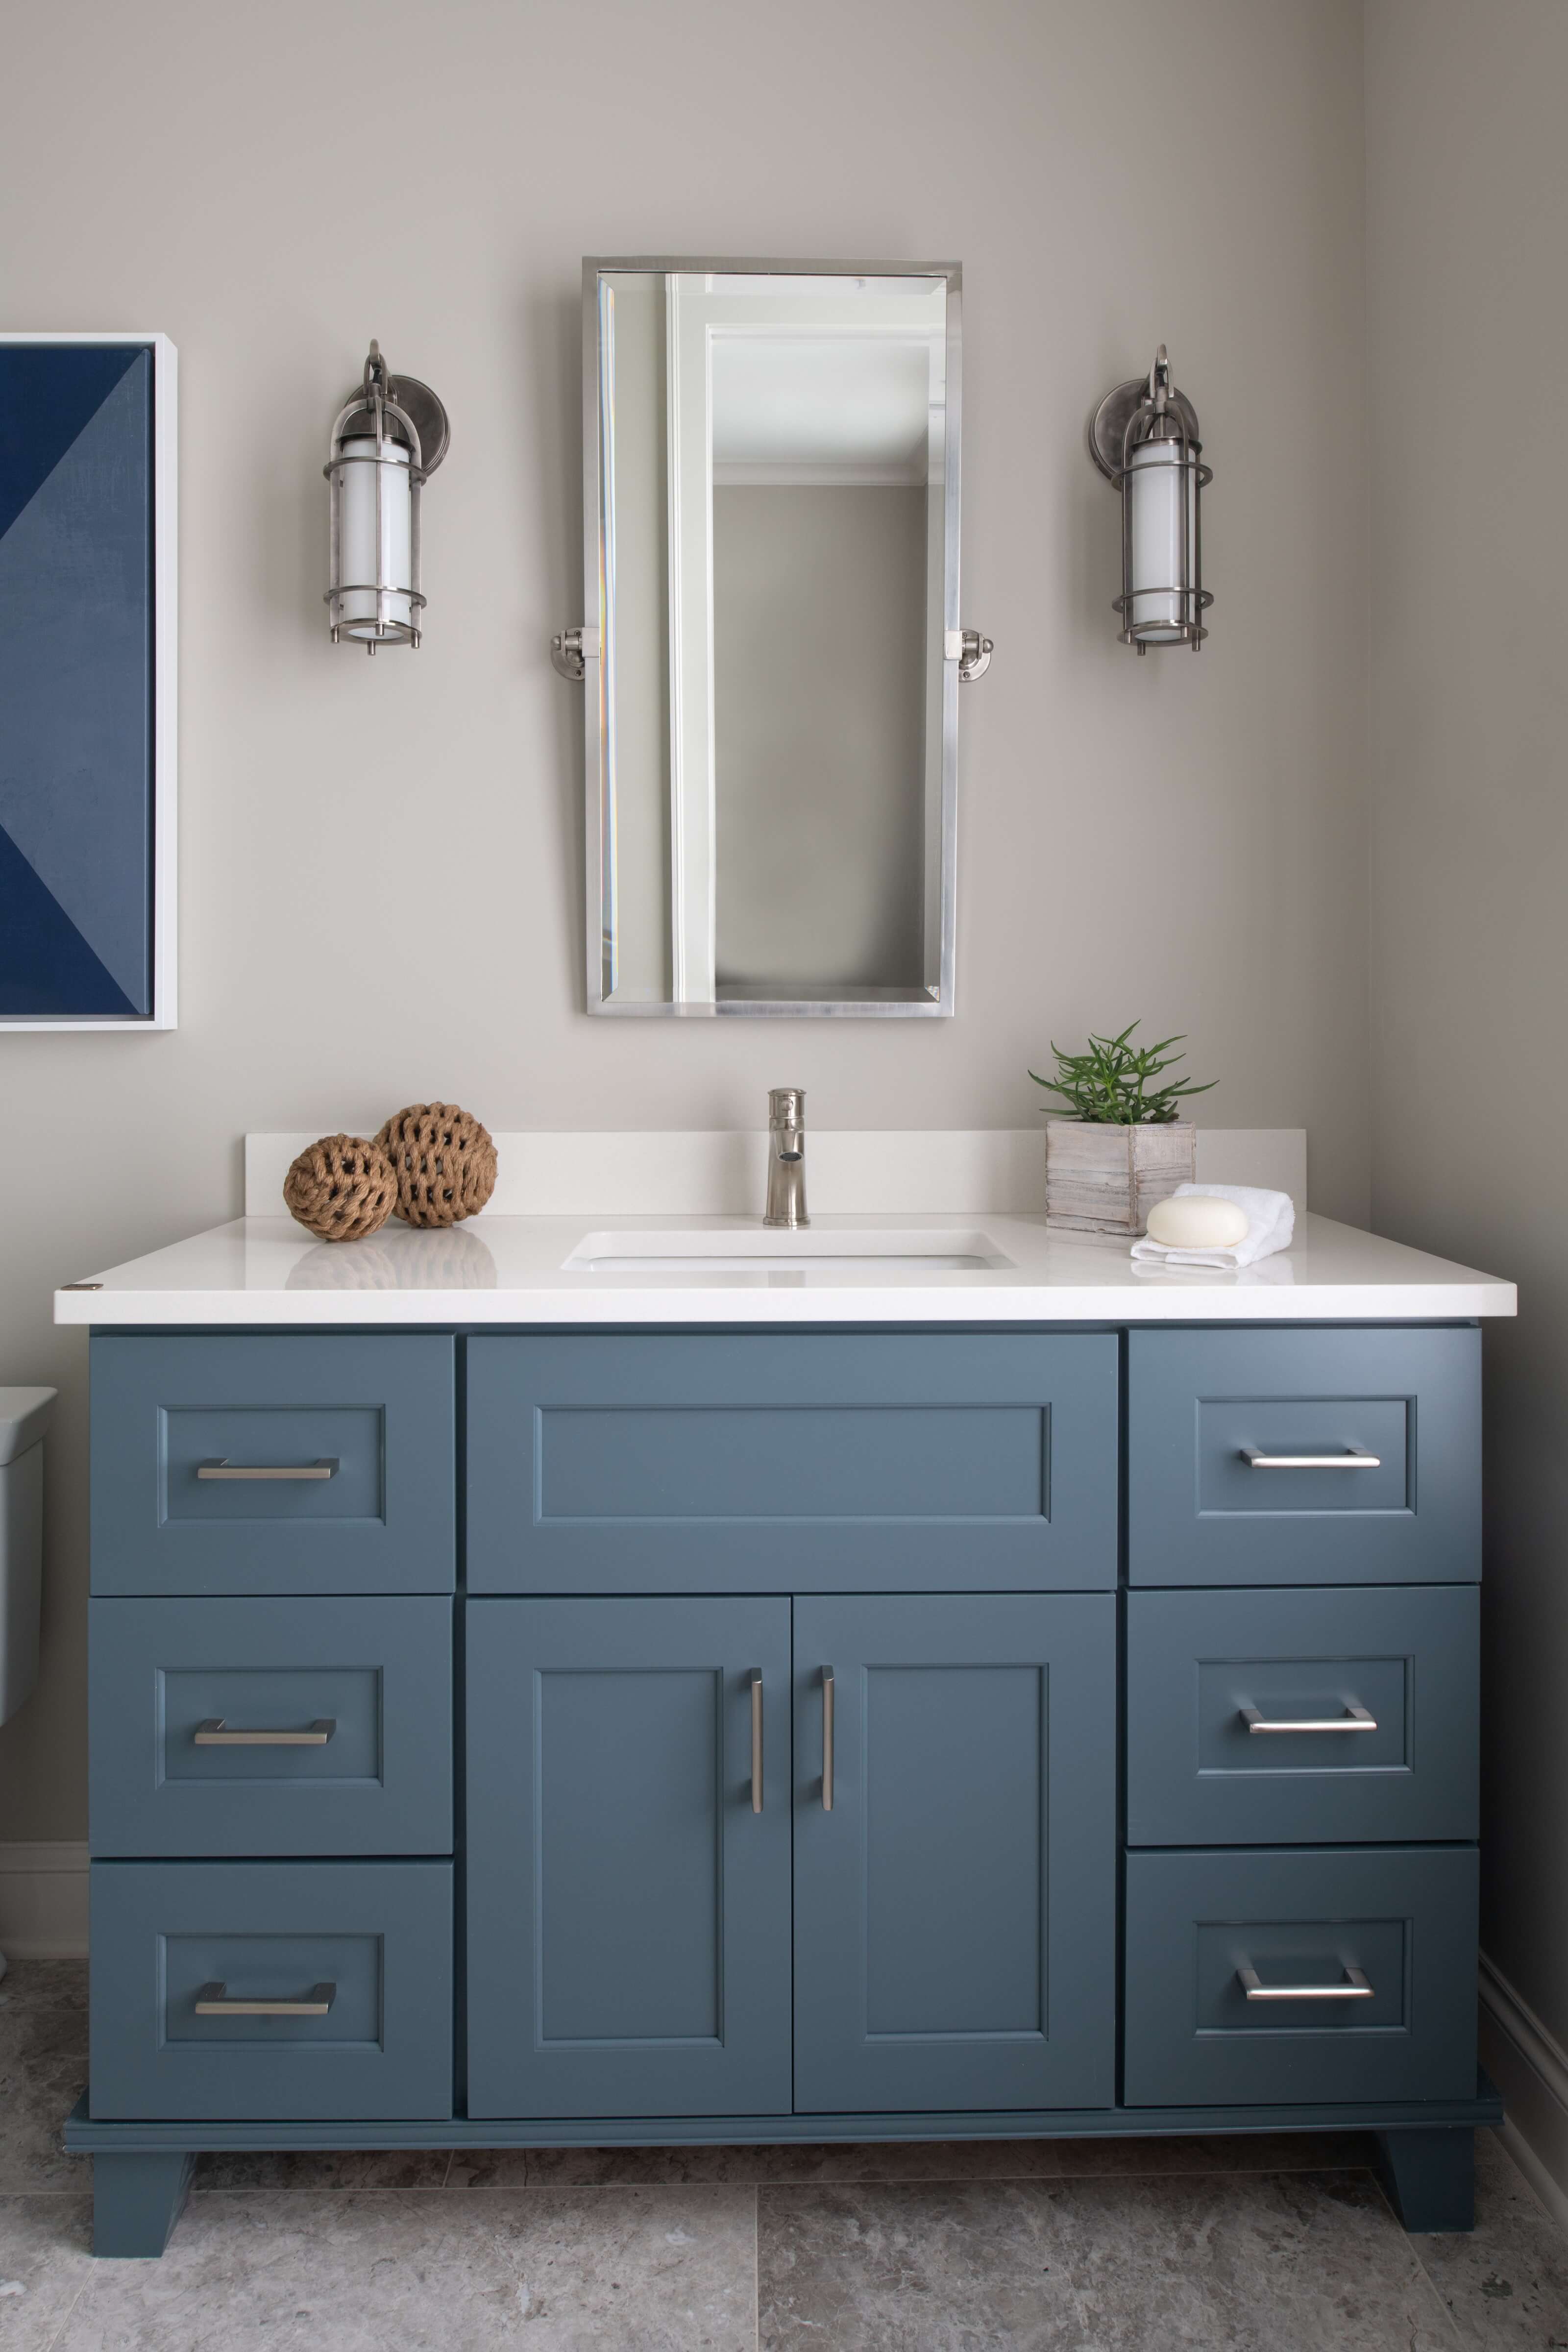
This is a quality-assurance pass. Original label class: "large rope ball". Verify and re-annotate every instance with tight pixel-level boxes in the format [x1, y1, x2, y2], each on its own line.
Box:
[376, 1102, 498, 1227]
[282, 1134, 398, 1243]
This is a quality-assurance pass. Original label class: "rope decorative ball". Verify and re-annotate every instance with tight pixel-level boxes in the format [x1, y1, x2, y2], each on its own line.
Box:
[281, 1135, 398, 1243]
[376, 1102, 498, 1227]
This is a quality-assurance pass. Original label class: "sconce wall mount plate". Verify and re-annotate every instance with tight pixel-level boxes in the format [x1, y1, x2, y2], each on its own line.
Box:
[339, 370, 449, 478]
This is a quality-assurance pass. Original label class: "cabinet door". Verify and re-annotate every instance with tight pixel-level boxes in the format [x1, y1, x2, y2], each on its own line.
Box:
[467, 1597, 791, 2119]
[793, 1594, 1115, 2114]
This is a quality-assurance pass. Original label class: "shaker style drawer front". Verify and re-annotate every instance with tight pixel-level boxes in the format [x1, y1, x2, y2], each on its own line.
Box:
[89, 1597, 453, 1858]
[90, 1335, 455, 1595]
[1123, 1846, 1478, 2107]
[89, 1861, 453, 2119]
[465, 1333, 1119, 1593]
[1127, 1327, 1480, 1585]
[1126, 1585, 1479, 1847]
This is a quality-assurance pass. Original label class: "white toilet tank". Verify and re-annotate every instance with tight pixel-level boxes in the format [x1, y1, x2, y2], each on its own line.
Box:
[0, 1387, 56, 1725]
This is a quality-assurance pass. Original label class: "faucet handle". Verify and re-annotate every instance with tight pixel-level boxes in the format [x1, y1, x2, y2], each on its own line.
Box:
[768, 1087, 806, 1127]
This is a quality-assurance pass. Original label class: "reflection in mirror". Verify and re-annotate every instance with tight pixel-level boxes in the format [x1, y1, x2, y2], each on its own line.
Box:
[583, 264, 961, 1016]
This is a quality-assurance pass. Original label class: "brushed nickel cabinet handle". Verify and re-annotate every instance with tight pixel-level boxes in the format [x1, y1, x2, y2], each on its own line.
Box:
[1240, 1704, 1376, 1735]
[1237, 1963, 1372, 2002]
[749, 1669, 763, 1814]
[196, 1458, 341, 1477]
[194, 1981, 336, 2016]
[1241, 1447, 1380, 1470]
[193, 1718, 336, 1747]
[822, 1666, 834, 1813]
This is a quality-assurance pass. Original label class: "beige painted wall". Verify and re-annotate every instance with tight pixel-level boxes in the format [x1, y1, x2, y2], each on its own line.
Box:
[1366, 0, 1568, 2050]
[0, 0, 1370, 1840]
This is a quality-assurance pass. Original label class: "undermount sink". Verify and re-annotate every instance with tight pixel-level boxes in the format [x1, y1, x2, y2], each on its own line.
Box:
[564, 1227, 1014, 1277]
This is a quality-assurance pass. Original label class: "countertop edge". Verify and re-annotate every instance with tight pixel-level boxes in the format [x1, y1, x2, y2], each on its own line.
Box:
[54, 1282, 1519, 1327]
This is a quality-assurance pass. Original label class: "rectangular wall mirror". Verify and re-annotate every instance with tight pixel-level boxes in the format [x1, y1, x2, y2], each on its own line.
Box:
[574, 259, 965, 1017]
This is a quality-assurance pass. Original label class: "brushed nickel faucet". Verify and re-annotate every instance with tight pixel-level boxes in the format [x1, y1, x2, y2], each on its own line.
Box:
[763, 1088, 809, 1227]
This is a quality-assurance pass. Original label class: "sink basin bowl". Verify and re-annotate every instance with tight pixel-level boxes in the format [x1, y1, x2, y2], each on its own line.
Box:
[564, 1227, 1014, 1278]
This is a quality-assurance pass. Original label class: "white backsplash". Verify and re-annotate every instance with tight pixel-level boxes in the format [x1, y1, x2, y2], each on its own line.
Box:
[245, 1129, 1307, 1221]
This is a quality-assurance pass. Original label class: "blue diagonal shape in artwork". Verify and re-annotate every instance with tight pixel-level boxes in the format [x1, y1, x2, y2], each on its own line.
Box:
[0, 355, 153, 1008]
[0, 345, 146, 546]
[0, 820, 137, 1017]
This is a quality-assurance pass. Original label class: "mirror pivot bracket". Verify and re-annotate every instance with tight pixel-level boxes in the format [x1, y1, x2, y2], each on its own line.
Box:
[551, 626, 599, 680]
[947, 626, 994, 683]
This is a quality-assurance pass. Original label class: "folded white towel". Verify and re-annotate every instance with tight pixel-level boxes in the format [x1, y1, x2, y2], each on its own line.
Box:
[1130, 1182, 1296, 1272]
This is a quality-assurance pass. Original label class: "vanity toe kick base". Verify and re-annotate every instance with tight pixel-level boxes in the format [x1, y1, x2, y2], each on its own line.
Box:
[76, 1320, 1495, 2252]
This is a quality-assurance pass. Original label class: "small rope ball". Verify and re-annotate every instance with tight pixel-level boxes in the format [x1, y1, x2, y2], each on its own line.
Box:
[282, 1134, 397, 1243]
[376, 1102, 498, 1227]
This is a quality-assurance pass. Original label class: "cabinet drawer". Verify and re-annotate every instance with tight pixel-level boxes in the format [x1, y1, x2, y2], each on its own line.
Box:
[1127, 1586, 1478, 1847]
[89, 1861, 452, 2119]
[89, 1597, 452, 1858]
[1123, 1846, 1477, 2107]
[91, 1335, 454, 1596]
[466, 1333, 1118, 1592]
[1127, 1327, 1480, 1586]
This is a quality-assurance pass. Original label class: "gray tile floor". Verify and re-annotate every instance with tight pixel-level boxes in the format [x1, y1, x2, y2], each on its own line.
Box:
[3, 1962, 1567, 2349]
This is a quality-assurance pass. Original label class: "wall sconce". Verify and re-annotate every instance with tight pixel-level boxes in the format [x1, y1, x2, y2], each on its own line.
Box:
[1089, 345, 1211, 652]
[326, 341, 449, 654]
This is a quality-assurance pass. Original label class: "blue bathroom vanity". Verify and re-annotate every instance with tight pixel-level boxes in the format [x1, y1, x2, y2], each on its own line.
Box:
[56, 1208, 1516, 2254]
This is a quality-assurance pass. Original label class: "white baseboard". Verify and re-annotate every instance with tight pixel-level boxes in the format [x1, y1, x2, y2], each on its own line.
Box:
[1479, 1951, 1568, 2230]
[246, 1128, 1309, 1221]
[0, 1840, 88, 1958]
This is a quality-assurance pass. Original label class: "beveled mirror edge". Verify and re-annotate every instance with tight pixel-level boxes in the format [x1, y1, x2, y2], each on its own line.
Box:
[579, 257, 964, 1020]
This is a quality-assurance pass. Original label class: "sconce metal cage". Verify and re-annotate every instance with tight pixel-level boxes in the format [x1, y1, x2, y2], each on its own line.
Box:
[1089, 346, 1212, 652]
[325, 341, 449, 654]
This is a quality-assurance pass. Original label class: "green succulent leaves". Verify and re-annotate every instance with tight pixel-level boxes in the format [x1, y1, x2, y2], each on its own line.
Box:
[1029, 1021, 1216, 1126]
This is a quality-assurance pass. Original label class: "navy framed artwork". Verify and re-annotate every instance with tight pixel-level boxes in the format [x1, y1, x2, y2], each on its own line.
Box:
[0, 334, 176, 1029]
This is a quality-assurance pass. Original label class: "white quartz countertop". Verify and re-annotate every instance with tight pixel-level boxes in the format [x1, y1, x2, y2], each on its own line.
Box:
[53, 1212, 1517, 1326]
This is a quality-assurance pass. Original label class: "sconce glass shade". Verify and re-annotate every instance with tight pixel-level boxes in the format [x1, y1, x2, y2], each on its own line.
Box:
[1089, 347, 1212, 652]
[335, 436, 414, 642]
[325, 342, 448, 654]
[1127, 437, 1197, 643]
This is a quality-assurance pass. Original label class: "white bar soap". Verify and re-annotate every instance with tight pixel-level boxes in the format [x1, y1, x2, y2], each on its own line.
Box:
[1145, 1194, 1250, 1249]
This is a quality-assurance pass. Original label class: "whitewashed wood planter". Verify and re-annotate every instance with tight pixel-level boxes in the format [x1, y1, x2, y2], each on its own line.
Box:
[1044, 1120, 1196, 1236]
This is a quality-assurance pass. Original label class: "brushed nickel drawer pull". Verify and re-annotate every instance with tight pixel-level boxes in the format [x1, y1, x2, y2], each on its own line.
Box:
[1241, 1447, 1380, 1470]
[749, 1669, 763, 1814]
[1240, 1704, 1376, 1735]
[194, 1981, 336, 2016]
[1238, 1963, 1372, 2002]
[822, 1666, 834, 1813]
[194, 1718, 336, 1747]
[196, 1458, 339, 1481]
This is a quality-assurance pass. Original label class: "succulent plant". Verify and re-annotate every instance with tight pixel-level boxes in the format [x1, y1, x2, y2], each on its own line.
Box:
[1029, 1022, 1216, 1125]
